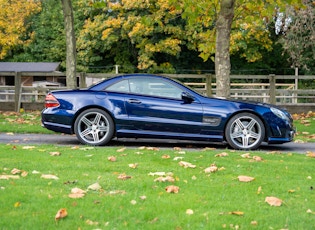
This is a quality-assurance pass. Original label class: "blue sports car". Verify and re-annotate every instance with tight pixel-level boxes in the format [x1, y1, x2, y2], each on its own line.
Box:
[41, 74, 295, 150]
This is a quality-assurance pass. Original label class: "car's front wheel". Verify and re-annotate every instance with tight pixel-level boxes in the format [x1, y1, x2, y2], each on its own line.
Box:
[225, 113, 265, 150]
[74, 109, 114, 146]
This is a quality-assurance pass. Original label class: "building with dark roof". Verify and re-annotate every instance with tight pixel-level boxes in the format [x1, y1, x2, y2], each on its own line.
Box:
[0, 62, 60, 72]
[0, 62, 63, 86]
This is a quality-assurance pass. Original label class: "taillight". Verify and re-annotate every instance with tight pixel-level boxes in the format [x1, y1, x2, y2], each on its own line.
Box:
[45, 93, 60, 108]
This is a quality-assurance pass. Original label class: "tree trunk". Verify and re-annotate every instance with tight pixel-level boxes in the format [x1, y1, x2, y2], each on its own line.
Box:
[215, 0, 235, 98]
[61, 0, 77, 89]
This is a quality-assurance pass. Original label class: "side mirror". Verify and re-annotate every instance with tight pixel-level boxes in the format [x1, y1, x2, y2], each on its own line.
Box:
[181, 92, 194, 103]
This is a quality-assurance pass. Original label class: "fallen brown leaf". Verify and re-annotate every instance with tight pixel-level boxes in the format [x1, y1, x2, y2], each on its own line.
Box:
[40, 174, 59, 180]
[68, 187, 86, 199]
[116, 147, 126, 152]
[241, 153, 251, 158]
[87, 182, 102, 191]
[117, 174, 132, 180]
[229, 211, 244, 216]
[204, 164, 218, 173]
[128, 163, 138, 169]
[49, 151, 61, 156]
[179, 161, 196, 168]
[186, 209, 194, 215]
[306, 151, 315, 158]
[108, 156, 117, 162]
[215, 152, 229, 157]
[55, 208, 68, 220]
[238, 175, 255, 182]
[265, 196, 282, 206]
[252, 156, 263, 161]
[165, 185, 180, 193]
[11, 168, 22, 175]
[154, 176, 175, 182]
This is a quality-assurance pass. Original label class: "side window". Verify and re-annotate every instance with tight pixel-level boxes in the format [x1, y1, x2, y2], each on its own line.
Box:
[129, 77, 183, 99]
[106, 79, 129, 93]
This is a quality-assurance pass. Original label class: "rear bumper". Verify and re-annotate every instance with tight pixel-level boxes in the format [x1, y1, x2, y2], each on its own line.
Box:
[42, 121, 73, 134]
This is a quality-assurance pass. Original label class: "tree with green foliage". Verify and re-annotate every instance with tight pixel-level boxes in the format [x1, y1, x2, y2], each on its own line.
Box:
[180, 0, 303, 97]
[6, 0, 65, 63]
[278, 1, 315, 73]
[0, 0, 41, 59]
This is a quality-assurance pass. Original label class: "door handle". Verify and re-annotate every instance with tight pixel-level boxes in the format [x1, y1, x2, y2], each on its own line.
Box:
[127, 99, 141, 104]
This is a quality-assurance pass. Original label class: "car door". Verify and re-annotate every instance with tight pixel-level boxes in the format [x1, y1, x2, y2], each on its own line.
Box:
[124, 77, 204, 135]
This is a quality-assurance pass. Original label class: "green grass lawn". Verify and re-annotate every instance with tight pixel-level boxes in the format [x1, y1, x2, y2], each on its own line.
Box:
[0, 110, 314, 229]
[0, 144, 315, 229]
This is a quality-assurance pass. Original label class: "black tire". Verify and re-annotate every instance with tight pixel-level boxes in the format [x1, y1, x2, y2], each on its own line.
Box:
[74, 108, 114, 146]
[225, 113, 265, 150]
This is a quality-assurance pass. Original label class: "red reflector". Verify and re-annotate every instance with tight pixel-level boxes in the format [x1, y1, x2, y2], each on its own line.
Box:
[45, 94, 60, 108]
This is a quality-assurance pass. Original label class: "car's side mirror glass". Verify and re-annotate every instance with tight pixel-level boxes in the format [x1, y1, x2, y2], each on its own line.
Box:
[181, 92, 194, 103]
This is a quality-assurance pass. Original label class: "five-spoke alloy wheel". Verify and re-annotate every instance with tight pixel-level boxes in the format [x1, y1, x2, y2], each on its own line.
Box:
[74, 109, 114, 146]
[225, 113, 265, 150]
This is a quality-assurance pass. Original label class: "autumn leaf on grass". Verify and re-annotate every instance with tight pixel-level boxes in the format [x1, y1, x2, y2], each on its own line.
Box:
[306, 209, 315, 214]
[154, 176, 175, 182]
[0, 175, 20, 180]
[14, 202, 21, 208]
[179, 161, 196, 168]
[87, 183, 102, 191]
[22, 146, 36, 150]
[11, 168, 28, 177]
[68, 188, 86, 198]
[146, 147, 160, 151]
[252, 156, 263, 162]
[116, 147, 126, 152]
[49, 151, 61, 156]
[148, 172, 173, 176]
[11, 168, 22, 175]
[162, 154, 171, 159]
[55, 208, 68, 220]
[117, 174, 132, 180]
[86, 219, 99, 226]
[186, 209, 194, 215]
[306, 151, 315, 158]
[128, 163, 138, 169]
[265, 196, 282, 206]
[204, 164, 218, 173]
[108, 156, 117, 162]
[215, 152, 229, 157]
[229, 211, 244, 216]
[241, 153, 251, 158]
[238, 175, 255, 182]
[41, 174, 59, 180]
[165, 185, 180, 193]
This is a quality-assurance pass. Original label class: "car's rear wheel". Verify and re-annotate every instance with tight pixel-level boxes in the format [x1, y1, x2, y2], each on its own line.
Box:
[74, 109, 114, 146]
[225, 113, 265, 150]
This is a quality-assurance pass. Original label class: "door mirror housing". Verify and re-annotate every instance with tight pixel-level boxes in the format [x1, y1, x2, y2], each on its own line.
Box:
[181, 92, 194, 103]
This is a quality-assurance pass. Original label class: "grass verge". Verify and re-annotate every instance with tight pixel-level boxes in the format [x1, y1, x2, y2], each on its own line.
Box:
[1, 144, 315, 229]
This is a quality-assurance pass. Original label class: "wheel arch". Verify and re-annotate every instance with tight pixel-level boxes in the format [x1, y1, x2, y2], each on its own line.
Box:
[223, 110, 269, 142]
[71, 105, 116, 135]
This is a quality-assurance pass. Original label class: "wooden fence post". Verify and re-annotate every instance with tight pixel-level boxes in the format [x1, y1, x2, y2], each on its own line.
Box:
[79, 72, 86, 88]
[206, 74, 213, 97]
[269, 74, 276, 104]
[14, 72, 22, 112]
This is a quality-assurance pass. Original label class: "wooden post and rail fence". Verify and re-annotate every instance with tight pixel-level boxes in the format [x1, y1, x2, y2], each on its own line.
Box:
[0, 71, 314, 113]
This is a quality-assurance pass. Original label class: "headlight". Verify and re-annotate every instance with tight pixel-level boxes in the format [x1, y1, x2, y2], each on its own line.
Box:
[271, 107, 290, 121]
